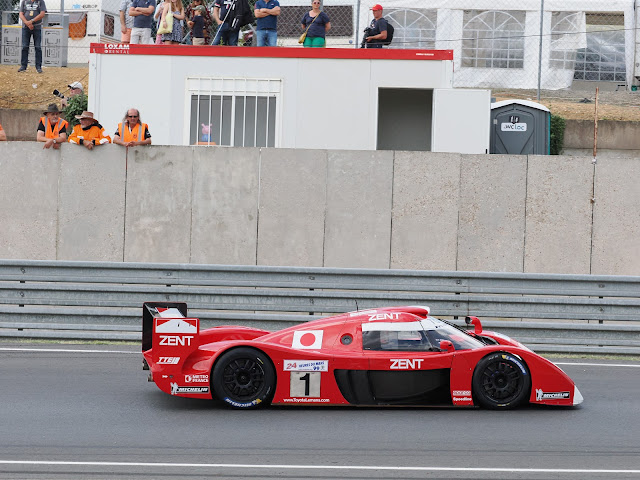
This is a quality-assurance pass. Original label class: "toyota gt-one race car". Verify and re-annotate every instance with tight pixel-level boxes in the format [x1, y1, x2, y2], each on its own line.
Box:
[142, 302, 583, 409]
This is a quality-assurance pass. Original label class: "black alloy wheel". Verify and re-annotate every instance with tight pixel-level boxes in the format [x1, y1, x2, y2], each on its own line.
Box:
[472, 352, 531, 409]
[212, 347, 275, 409]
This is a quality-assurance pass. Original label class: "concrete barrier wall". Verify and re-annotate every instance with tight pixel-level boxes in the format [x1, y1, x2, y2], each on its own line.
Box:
[0, 142, 638, 275]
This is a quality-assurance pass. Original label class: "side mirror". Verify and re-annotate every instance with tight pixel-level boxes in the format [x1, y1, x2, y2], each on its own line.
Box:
[465, 316, 483, 334]
[439, 340, 455, 353]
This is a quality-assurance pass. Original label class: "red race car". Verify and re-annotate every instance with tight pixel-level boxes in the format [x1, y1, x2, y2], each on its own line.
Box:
[142, 302, 583, 409]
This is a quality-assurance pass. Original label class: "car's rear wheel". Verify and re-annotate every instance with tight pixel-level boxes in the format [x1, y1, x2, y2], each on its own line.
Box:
[472, 352, 530, 409]
[212, 347, 275, 409]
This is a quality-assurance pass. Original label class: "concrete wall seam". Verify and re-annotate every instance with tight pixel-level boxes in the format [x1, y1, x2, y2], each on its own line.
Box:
[1, 143, 638, 275]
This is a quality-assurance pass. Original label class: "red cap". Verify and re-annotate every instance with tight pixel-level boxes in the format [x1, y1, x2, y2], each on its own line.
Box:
[370, 4, 383, 10]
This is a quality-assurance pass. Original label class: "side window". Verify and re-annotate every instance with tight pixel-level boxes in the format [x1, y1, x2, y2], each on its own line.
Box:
[363, 329, 433, 351]
[187, 77, 281, 147]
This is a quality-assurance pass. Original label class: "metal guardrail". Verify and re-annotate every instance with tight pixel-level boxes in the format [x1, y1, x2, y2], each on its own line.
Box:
[0, 260, 639, 355]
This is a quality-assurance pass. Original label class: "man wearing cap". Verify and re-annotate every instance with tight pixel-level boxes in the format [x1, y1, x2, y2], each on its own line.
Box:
[113, 108, 152, 147]
[254, 0, 280, 47]
[18, 0, 47, 73]
[185, 0, 213, 44]
[61, 81, 84, 108]
[37, 104, 68, 149]
[187, 4, 207, 45]
[365, 4, 388, 48]
[68, 112, 111, 149]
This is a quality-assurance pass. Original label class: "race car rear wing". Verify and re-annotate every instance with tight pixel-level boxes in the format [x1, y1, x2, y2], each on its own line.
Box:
[142, 302, 188, 352]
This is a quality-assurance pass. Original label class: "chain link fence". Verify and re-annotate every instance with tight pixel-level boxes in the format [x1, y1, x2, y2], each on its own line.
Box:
[0, 0, 638, 94]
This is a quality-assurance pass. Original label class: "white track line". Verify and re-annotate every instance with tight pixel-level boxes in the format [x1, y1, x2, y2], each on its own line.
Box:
[554, 362, 640, 368]
[0, 460, 638, 474]
[0, 347, 138, 354]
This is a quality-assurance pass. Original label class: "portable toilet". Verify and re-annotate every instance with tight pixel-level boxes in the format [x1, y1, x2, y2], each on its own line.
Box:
[490, 100, 550, 155]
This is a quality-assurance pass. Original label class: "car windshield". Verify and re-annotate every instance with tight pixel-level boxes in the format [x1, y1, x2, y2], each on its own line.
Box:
[361, 318, 484, 352]
[422, 318, 485, 351]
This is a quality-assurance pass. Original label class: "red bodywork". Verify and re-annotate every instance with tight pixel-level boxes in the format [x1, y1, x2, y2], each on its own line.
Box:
[142, 303, 582, 408]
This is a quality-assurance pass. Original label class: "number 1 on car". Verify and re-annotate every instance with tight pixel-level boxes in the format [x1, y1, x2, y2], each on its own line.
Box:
[290, 372, 321, 397]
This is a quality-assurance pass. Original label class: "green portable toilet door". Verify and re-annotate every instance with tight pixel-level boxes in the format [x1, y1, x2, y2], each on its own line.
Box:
[492, 109, 535, 155]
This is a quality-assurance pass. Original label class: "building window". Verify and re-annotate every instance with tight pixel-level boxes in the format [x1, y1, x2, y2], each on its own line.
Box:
[462, 10, 525, 69]
[550, 12, 585, 71]
[187, 78, 280, 147]
[383, 8, 436, 49]
[574, 13, 625, 82]
[102, 13, 115, 37]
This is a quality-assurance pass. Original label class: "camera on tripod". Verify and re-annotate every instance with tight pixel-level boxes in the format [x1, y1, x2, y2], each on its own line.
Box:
[52, 89, 65, 99]
[360, 27, 372, 48]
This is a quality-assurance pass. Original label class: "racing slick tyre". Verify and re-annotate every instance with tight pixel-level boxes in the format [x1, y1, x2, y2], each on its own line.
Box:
[472, 352, 531, 410]
[212, 347, 276, 409]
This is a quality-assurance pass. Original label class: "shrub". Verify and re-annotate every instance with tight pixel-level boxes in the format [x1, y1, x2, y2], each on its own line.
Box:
[550, 114, 566, 155]
[62, 94, 88, 129]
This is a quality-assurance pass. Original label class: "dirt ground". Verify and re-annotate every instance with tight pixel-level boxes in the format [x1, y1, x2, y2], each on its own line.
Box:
[0, 65, 90, 111]
[2, 65, 640, 121]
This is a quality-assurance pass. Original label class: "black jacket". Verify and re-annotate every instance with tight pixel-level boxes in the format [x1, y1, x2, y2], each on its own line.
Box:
[226, 0, 254, 30]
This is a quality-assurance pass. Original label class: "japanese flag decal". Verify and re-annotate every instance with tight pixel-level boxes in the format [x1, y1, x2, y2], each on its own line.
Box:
[292, 330, 323, 349]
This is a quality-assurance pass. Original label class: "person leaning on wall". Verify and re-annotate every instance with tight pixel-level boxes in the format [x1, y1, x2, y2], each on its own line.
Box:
[37, 103, 68, 149]
[68, 111, 111, 149]
[113, 108, 152, 147]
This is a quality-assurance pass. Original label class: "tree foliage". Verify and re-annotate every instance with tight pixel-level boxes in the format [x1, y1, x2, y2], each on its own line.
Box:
[62, 94, 88, 129]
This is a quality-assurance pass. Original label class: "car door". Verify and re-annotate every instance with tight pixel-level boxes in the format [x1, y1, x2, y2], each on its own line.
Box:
[364, 321, 454, 405]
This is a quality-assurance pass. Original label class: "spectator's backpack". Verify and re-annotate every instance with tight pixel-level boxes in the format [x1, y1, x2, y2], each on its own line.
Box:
[384, 20, 394, 45]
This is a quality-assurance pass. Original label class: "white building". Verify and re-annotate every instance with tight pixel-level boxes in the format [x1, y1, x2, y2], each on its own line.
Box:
[89, 45, 490, 152]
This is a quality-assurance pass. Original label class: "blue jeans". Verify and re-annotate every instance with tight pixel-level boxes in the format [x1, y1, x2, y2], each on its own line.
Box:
[21, 26, 42, 69]
[256, 29, 277, 47]
[212, 23, 238, 46]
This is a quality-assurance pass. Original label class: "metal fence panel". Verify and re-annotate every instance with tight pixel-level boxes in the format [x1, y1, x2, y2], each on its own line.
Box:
[1, 259, 640, 354]
[3, 0, 636, 95]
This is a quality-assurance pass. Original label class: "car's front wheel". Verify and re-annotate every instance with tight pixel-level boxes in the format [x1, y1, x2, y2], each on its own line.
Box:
[212, 347, 275, 409]
[472, 352, 530, 409]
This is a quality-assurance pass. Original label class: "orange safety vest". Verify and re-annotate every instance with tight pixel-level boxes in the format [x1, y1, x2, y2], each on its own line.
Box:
[40, 116, 68, 139]
[118, 122, 148, 143]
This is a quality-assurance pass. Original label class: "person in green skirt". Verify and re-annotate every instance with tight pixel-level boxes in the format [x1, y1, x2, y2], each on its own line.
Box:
[301, 0, 330, 47]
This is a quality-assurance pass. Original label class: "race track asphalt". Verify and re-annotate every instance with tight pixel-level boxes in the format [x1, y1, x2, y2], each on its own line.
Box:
[0, 343, 639, 480]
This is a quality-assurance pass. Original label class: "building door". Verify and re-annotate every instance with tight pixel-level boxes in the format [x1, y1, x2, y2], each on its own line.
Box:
[377, 88, 432, 151]
[431, 88, 491, 154]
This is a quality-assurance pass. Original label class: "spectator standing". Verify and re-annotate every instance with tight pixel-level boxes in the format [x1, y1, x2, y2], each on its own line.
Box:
[37, 103, 68, 149]
[365, 4, 387, 48]
[113, 108, 152, 146]
[187, 5, 206, 45]
[129, 0, 155, 44]
[119, 0, 135, 43]
[185, 0, 213, 44]
[160, 0, 185, 45]
[301, 0, 330, 48]
[18, 0, 47, 73]
[154, 0, 165, 44]
[254, 0, 280, 47]
[0, 124, 6, 141]
[212, 0, 238, 45]
[68, 112, 111, 149]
